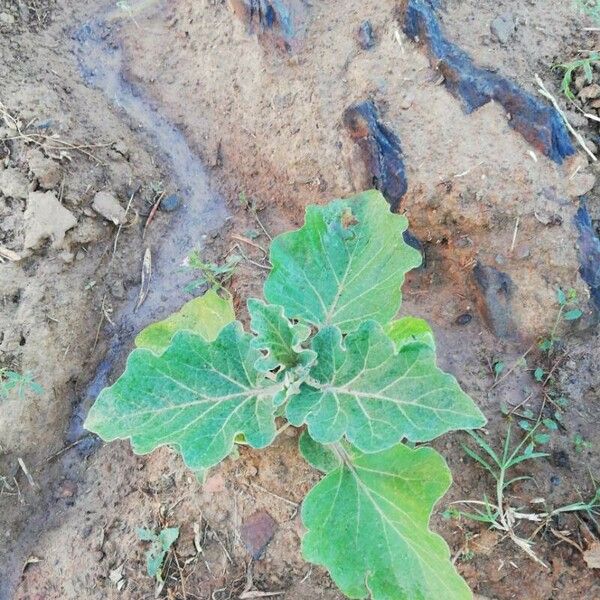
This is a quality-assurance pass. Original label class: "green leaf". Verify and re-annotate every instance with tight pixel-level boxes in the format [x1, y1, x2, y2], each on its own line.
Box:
[534, 433, 550, 445]
[264, 190, 421, 333]
[385, 317, 435, 351]
[248, 299, 315, 372]
[534, 367, 545, 382]
[493, 361, 505, 377]
[563, 309, 583, 321]
[543, 418, 558, 431]
[135, 289, 235, 354]
[301, 442, 471, 600]
[287, 321, 485, 451]
[85, 322, 281, 470]
[298, 430, 340, 474]
[139, 526, 179, 579]
[556, 288, 566, 306]
[518, 419, 532, 431]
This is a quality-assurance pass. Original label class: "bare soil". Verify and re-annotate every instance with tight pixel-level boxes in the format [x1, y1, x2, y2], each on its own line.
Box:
[1, 1, 600, 599]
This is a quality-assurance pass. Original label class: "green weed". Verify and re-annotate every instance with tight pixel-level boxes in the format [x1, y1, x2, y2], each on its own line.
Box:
[554, 53, 600, 101]
[0, 369, 43, 400]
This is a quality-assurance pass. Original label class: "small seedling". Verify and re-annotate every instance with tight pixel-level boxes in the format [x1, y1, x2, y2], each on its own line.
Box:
[137, 526, 179, 581]
[538, 288, 582, 354]
[87, 192, 487, 600]
[554, 53, 600, 100]
[182, 250, 241, 293]
[454, 425, 550, 566]
[573, 433, 593, 453]
[0, 369, 43, 400]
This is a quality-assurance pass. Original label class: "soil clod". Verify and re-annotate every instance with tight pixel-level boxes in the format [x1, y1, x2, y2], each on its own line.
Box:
[357, 20, 376, 50]
[92, 191, 127, 225]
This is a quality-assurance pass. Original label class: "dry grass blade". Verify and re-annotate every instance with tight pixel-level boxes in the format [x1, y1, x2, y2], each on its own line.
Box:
[0, 100, 111, 164]
[135, 247, 152, 311]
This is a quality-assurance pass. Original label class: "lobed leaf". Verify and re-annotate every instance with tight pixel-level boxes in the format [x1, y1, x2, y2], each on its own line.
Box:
[248, 298, 315, 372]
[301, 440, 471, 600]
[135, 289, 235, 354]
[85, 322, 281, 470]
[287, 321, 485, 451]
[264, 190, 421, 333]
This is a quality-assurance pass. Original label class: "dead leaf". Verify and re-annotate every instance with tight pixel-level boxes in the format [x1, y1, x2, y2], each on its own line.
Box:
[584, 542, 600, 569]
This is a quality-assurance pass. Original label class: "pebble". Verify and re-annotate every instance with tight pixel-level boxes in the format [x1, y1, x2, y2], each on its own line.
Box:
[0, 167, 29, 199]
[357, 20, 376, 50]
[240, 510, 277, 560]
[455, 313, 472, 326]
[579, 83, 600, 102]
[490, 13, 515, 44]
[160, 193, 182, 212]
[92, 191, 127, 225]
[0, 12, 15, 25]
[568, 171, 596, 197]
[28, 149, 61, 190]
[23, 190, 77, 250]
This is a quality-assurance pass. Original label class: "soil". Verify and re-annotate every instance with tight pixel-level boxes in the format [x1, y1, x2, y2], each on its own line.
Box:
[1, 0, 600, 599]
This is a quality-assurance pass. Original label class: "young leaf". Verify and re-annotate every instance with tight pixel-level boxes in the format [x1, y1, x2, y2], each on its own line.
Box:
[287, 321, 485, 451]
[563, 309, 583, 321]
[264, 190, 421, 333]
[248, 299, 315, 372]
[556, 288, 566, 306]
[135, 290, 235, 354]
[85, 323, 281, 470]
[301, 442, 471, 600]
[385, 316, 436, 351]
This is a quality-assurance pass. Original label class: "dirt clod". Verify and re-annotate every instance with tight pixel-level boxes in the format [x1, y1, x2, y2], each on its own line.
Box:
[0, 167, 29, 199]
[91, 191, 127, 225]
[23, 190, 77, 250]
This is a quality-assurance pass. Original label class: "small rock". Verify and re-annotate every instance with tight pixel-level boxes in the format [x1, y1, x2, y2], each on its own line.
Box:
[92, 191, 126, 225]
[0, 12, 15, 25]
[240, 510, 277, 559]
[579, 84, 600, 102]
[109, 279, 126, 300]
[586, 139, 598, 155]
[160, 193, 182, 212]
[357, 20, 376, 50]
[28, 149, 61, 190]
[490, 13, 515, 44]
[0, 167, 29, 199]
[23, 190, 77, 250]
[564, 110, 587, 129]
[569, 172, 596, 197]
[455, 313, 472, 326]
